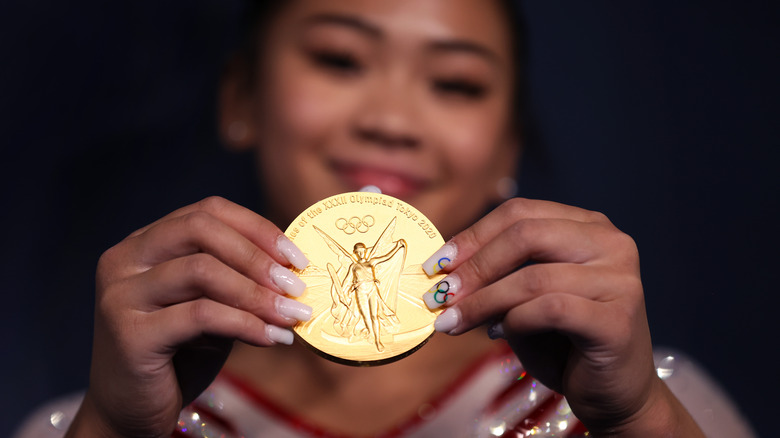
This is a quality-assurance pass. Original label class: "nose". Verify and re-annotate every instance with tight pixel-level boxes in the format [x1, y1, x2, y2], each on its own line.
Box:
[352, 76, 420, 149]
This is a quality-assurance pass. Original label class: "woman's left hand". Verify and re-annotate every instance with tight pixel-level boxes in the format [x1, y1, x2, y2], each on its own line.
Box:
[421, 198, 701, 436]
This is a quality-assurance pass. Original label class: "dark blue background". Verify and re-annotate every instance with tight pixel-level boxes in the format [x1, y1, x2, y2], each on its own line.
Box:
[2, 1, 778, 436]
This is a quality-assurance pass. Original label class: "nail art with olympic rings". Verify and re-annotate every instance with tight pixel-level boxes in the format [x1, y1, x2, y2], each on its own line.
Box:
[422, 274, 461, 309]
[422, 242, 457, 276]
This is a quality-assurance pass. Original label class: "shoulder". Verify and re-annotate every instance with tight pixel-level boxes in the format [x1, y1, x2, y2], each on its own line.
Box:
[653, 347, 757, 437]
[13, 392, 83, 438]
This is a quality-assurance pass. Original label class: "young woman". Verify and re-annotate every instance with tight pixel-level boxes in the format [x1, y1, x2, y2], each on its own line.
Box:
[16, 1, 753, 437]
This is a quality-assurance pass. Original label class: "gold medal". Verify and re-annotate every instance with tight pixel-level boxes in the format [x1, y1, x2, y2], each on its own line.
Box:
[284, 192, 445, 366]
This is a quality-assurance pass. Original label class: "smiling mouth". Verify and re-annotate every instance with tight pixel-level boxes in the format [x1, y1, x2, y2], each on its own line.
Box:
[331, 161, 429, 199]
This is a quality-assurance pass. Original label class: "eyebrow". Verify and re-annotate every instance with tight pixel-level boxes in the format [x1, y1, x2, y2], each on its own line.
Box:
[429, 40, 501, 66]
[302, 13, 500, 66]
[302, 13, 382, 39]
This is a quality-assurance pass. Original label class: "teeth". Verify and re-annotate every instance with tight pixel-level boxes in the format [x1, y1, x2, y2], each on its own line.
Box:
[358, 185, 383, 194]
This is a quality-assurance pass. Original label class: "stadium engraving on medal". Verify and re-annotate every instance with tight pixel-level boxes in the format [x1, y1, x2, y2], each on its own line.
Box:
[285, 192, 445, 366]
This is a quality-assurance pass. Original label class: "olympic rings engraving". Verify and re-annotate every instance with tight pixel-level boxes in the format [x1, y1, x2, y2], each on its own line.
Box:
[432, 280, 453, 304]
[335, 215, 375, 235]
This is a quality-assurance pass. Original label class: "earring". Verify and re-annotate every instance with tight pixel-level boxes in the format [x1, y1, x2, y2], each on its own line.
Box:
[227, 121, 248, 143]
[496, 177, 518, 200]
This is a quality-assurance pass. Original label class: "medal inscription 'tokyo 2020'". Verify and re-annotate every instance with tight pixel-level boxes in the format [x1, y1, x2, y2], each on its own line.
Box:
[285, 192, 445, 366]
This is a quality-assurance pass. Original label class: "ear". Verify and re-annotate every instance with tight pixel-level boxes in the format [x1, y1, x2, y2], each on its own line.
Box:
[486, 134, 521, 202]
[218, 55, 258, 151]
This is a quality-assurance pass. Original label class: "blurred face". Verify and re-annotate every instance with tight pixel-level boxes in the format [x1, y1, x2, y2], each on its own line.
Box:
[223, 0, 517, 237]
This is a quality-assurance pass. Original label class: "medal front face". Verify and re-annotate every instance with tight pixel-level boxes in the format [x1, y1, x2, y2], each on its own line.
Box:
[284, 192, 445, 365]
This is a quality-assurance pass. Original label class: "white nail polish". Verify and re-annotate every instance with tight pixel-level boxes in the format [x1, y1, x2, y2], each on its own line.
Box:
[270, 263, 306, 297]
[422, 242, 457, 276]
[434, 308, 461, 334]
[422, 274, 461, 309]
[266, 325, 294, 345]
[358, 185, 382, 194]
[276, 235, 309, 270]
[276, 296, 312, 322]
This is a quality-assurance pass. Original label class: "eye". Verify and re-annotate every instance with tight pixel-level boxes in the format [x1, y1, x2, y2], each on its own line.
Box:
[433, 79, 487, 99]
[310, 50, 362, 76]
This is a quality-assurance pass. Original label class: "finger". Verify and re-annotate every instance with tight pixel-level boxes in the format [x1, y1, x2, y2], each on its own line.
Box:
[502, 293, 654, 402]
[422, 219, 612, 308]
[433, 292, 612, 343]
[144, 298, 297, 349]
[435, 263, 640, 332]
[422, 198, 610, 275]
[129, 253, 312, 326]
[501, 294, 619, 346]
[126, 210, 306, 297]
[128, 196, 308, 270]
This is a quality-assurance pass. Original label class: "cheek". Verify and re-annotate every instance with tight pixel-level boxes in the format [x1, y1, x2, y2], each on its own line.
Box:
[252, 56, 363, 222]
[435, 108, 508, 179]
[416, 105, 512, 236]
[260, 70, 340, 155]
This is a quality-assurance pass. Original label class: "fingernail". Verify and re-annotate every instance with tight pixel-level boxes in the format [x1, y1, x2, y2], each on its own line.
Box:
[422, 242, 457, 276]
[275, 296, 312, 322]
[270, 263, 306, 297]
[487, 322, 505, 340]
[276, 235, 309, 270]
[422, 274, 461, 309]
[434, 308, 461, 334]
[266, 325, 294, 345]
[359, 185, 382, 194]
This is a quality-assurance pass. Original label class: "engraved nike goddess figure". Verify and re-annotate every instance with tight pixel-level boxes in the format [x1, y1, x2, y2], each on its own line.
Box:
[314, 218, 406, 352]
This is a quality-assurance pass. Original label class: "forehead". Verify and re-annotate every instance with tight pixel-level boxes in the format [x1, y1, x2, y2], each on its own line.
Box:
[276, 0, 513, 59]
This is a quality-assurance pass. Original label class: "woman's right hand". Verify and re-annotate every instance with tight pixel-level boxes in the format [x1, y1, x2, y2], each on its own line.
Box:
[66, 196, 311, 438]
